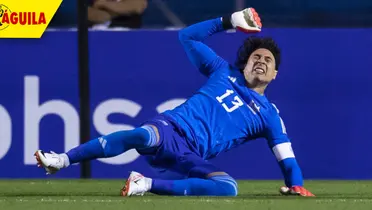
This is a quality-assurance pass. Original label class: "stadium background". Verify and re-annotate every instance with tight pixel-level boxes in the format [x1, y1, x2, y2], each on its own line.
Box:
[1, 0, 372, 186]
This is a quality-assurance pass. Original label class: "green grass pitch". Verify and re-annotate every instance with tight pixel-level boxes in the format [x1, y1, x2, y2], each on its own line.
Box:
[1, 180, 372, 210]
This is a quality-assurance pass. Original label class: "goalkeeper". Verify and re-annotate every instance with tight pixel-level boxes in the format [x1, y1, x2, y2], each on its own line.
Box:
[35, 8, 314, 197]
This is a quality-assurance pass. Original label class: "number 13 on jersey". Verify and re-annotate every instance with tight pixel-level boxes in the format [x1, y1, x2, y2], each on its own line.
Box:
[216, 89, 244, 112]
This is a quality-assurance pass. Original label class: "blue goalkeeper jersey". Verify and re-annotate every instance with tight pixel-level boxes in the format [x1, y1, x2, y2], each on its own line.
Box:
[163, 18, 290, 160]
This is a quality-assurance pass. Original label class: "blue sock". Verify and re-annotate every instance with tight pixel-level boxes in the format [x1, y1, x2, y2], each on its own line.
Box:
[66, 126, 158, 164]
[150, 175, 238, 196]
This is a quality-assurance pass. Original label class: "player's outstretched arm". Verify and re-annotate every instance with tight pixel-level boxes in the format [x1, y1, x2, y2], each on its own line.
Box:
[266, 106, 315, 197]
[269, 140, 314, 197]
[179, 8, 262, 77]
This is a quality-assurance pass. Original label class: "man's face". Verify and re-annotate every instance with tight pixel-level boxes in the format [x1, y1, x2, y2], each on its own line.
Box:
[243, 48, 277, 86]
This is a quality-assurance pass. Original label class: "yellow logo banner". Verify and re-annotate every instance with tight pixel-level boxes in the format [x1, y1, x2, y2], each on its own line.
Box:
[0, 0, 62, 38]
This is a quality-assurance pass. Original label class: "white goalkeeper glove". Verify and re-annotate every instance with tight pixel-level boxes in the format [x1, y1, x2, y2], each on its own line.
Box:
[230, 8, 262, 33]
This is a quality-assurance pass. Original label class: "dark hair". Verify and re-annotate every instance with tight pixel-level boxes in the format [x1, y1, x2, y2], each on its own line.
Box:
[235, 36, 281, 72]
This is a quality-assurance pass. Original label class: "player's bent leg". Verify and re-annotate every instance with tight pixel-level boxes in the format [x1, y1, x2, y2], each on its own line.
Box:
[124, 171, 237, 196]
[120, 115, 237, 196]
[122, 157, 238, 197]
[126, 144, 239, 196]
[121, 171, 237, 196]
[35, 125, 160, 174]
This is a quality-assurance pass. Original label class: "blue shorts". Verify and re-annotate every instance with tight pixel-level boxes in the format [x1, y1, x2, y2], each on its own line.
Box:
[137, 114, 223, 179]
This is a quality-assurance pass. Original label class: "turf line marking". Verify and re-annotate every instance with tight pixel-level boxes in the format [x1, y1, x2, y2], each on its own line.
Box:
[315, 199, 372, 203]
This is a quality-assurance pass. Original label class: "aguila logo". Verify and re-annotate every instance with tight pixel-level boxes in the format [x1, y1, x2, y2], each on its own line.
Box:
[0, 4, 46, 31]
